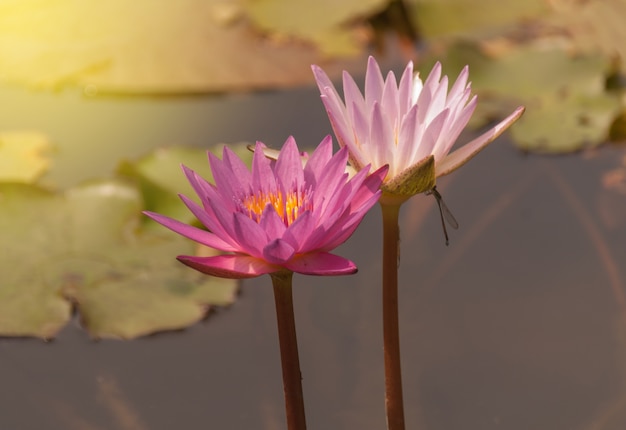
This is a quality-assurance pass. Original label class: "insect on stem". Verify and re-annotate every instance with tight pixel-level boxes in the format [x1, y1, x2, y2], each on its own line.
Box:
[426, 186, 459, 246]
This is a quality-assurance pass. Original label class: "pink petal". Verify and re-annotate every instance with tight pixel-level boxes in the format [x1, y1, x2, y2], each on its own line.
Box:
[320, 174, 385, 249]
[232, 212, 268, 257]
[179, 194, 238, 248]
[437, 106, 525, 177]
[143, 211, 235, 251]
[263, 239, 296, 264]
[346, 165, 387, 210]
[284, 252, 357, 276]
[317, 165, 370, 222]
[259, 204, 287, 238]
[205, 193, 241, 244]
[303, 135, 333, 185]
[298, 224, 334, 252]
[222, 145, 252, 191]
[312, 148, 350, 212]
[275, 136, 304, 190]
[177, 254, 279, 279]
[251, 141, 276, 193]
[306, 168, 384, 251]
[208, 152, 243, 201]
[181, 165, 219, 209]
[283, 210, 315, 251]
[322, 211, 369, 250]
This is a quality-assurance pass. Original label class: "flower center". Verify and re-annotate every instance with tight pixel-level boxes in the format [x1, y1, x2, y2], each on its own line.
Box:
[241, 188, 311, 226]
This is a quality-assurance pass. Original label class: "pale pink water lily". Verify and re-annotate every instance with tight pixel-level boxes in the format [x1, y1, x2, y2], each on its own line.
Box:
[144, 136, 388, 278]
[312, 56, 525, 200]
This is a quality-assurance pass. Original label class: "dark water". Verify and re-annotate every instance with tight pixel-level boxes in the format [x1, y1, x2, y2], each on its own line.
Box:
[1, 81, 626, 430]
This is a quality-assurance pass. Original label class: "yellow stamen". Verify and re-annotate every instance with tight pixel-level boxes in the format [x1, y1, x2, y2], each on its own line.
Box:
[242, 189, 310, 226]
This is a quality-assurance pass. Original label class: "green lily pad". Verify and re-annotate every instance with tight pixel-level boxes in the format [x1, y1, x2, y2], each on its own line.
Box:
[118, 143, 252, 225]
[0, 180, 237, 340]
[0, 0, 372, 93]
[510, 90, 617, 153]
[0, 131, 52, 182]
[410, 0, 547, 39]
[244, 0, 388, 57]
[422, 41, 620, 153]
[546, 0, 626, 75]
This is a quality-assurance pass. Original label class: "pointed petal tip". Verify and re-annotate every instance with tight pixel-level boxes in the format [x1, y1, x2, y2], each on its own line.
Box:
[437, 105, 526, 177]
[375, 163, 390, 180]
[283, 135, 297, 148]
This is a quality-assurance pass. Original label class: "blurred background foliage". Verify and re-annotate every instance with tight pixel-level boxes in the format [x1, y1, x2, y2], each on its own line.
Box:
[1, 0, 625, 151]
[2, 0, 626, 338]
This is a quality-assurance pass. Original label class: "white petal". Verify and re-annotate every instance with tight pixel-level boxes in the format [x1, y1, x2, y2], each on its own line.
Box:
[365, 56, 385, 111]
[397, 61, 414, 118]
[348, 101, 372, 169]
[419, 62, 442, 103]
[369, 102, 393, 169]
[416, 108, 449, 162]
[437, 106, 525, 177]
[438, 95, 478, 158]
[319, 91, 349, 140]
[447, 65, 470, 105]
[411, 72, 424, 105]
[311, 65, 344, 109]
[381, 70, 399, 127]
[424, 75, 448, 125]
[397, 104, 419, 175]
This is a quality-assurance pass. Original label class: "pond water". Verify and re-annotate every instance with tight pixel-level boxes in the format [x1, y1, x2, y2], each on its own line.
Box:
[0, 79, 625, 430]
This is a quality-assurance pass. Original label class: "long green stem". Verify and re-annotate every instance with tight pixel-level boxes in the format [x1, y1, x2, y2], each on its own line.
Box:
[270, 271, 307, 430]
[380, 202, 405, 430]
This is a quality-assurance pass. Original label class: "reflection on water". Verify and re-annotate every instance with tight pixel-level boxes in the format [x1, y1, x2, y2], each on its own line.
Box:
[1, 84, 626, 429]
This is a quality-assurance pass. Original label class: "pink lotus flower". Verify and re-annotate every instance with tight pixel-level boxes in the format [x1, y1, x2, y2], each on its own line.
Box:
[144, 136, 388, 278]
[312, 56, 524, 200]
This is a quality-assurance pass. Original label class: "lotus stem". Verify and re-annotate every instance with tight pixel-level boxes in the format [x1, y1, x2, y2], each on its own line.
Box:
[380, 202, 406, 430]
[270, 271, 307, 430]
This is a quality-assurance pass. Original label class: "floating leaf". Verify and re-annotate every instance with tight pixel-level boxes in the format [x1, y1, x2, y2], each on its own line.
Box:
[548, 0, 626, 73]
[244, 0, 388, 57]
[409, 0, 547, 39]
[0, 0, 371, 93]
[511, 90, 617, 153]
[0, 180, 237, 340]
[609, 109, 626, 142]
[118, 143, 252, 225]
[0, 131, 52, 182]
